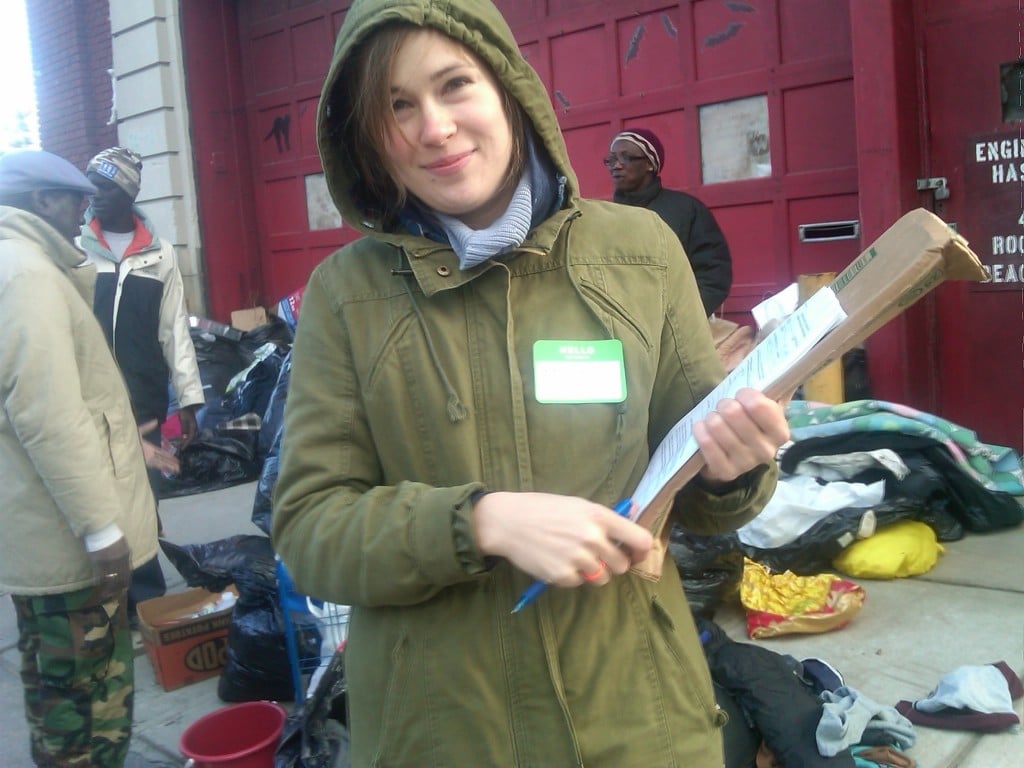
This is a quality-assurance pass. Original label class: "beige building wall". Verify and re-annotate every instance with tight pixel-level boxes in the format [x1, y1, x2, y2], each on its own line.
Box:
[108, 0, 205, 314]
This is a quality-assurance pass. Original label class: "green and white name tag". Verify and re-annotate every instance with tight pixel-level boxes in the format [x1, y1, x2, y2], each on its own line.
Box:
[533, 339, 626, 403]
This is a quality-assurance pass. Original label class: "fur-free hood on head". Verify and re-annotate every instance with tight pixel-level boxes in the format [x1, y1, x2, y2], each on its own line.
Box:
[316, 0, 579, 236]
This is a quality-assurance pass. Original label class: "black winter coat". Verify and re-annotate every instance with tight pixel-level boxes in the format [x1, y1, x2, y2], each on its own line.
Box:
[615, 179, 732, 315]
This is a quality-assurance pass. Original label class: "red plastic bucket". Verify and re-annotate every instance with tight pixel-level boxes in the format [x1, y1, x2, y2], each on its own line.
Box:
[179, 701, 287, 768]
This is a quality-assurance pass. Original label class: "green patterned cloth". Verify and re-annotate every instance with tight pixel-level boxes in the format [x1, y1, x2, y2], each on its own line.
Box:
[786, 400, 1024, 496]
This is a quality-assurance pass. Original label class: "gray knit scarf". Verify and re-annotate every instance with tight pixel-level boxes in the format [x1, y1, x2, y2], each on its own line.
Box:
[434, 165, 534, 270]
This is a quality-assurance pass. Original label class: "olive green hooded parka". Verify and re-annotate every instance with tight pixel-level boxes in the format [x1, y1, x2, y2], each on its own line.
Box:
[272, 1, 777, 765]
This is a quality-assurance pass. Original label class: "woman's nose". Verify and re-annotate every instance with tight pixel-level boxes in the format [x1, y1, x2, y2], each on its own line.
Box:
[419, 101, 455, 145]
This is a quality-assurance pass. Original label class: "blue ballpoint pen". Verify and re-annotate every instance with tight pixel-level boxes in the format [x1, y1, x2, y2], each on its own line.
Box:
[511, 498, 633, 614]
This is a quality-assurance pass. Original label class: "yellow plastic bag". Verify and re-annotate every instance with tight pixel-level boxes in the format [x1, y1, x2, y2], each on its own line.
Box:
[740, 558, 865, 639]
[832, 520, 944, 579]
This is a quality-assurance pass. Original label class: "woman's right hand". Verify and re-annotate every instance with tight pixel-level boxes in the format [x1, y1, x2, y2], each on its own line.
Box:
[471, 492, 654, 587]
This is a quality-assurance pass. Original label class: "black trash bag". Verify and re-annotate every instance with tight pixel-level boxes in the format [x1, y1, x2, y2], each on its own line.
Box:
[240, 315, 294, 354]
[214, 540, 318, 703]
[160, 429, 261, 498]
[159, 535, 275, 592]
[226, 346, 290, 422]
[218, 599, 319, 703]
[668, 526, 744, 619]
[252, 438, 281, 535]
[275, 651, 351, 768]
[191, 327, 254, 399]
[260, 350, 292, 459]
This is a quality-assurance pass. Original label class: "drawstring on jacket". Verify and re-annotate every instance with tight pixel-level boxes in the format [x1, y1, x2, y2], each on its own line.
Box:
[396, 252, 468, 423]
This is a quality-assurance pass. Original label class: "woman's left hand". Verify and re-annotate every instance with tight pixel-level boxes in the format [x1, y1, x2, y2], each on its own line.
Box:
[693, 387, 790, 486]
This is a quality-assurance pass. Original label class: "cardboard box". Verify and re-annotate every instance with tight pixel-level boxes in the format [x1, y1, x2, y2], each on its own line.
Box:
[136, 586, 237, 691]
[633, 208, 987, 575]
[230, 306, 269, 332]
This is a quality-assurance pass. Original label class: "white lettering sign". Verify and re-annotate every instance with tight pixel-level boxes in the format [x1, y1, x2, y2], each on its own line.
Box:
[972, 138, 1024, 185]
[992, 234, 1024, 255]
[974, 138, 1024, 162]
[981, 262, 1023, 283]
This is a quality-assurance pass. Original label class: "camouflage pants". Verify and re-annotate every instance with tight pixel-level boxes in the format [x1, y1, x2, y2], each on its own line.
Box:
[12, 586, 134, 768]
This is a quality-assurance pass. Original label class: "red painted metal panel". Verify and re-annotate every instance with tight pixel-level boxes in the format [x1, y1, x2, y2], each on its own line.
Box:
[693, 0, 772, 81]
[618, 10, 685, 96]
[918, 2, 1023, 448]
[787, 194, 860, 277]
[550, 25, 613, 110]
[562, 122, 616, 199]
[238, 0, 353, 309]
[251, 31, 292, 94]
[847, 2, 923, 412]
[180, 0, 261, 320]
[779, 0, 851, 64]
[713, 201, 780, 294]
[783, 80, 856, 174]
[492, 0, 540, 26]
[291, 18, 334, 84]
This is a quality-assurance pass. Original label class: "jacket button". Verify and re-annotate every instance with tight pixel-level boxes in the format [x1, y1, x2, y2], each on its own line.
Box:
[436, 265, 451, 276]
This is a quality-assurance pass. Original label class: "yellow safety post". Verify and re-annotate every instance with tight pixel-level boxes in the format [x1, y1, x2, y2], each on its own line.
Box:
[797, 272, 844, 404]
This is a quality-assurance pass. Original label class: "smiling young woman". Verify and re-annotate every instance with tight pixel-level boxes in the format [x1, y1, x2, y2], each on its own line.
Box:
[273, 1, 789, 765]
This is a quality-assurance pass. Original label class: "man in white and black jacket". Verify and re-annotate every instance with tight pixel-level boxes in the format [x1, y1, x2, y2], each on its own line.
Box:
[78, 146, 205, 617]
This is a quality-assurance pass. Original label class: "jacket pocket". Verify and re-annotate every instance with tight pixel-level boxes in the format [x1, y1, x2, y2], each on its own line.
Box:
[577, 278, 654, 352]
[372, 630, 419, 766]
[648, 595, 725, 728]
[102, 410, 134, 479]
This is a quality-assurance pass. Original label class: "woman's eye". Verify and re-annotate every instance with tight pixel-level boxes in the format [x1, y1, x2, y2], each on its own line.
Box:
[443, 76, 472, 94]
[392, 98, 413, 112]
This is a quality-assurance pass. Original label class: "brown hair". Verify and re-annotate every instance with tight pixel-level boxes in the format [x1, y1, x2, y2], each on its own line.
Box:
[332, 23, 528, 224]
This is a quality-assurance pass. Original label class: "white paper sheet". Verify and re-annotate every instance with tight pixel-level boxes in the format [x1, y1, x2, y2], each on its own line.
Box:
[630, 287, 848, 515]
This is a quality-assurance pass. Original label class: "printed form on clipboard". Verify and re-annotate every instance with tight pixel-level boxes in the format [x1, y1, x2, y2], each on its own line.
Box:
[630, 286, 847, 516]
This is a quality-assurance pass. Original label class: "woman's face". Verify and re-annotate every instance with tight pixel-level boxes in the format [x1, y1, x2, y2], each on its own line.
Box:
[383, 29, 515, 230]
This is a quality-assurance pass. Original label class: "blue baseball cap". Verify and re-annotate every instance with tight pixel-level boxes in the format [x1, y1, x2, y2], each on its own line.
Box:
[0, 149, 97, 196]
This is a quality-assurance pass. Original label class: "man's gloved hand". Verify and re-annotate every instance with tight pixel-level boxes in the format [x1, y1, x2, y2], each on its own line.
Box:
[88, 536, 132, 602]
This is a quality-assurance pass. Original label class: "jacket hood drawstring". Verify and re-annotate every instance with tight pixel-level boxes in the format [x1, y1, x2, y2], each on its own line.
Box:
[397, 252, 469, 423]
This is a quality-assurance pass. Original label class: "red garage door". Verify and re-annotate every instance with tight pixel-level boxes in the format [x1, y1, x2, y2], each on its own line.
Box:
[237, 0, 354, 305]
[233, 1, 859, 323]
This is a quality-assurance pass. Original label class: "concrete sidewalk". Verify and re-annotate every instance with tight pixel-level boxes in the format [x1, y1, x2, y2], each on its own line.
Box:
[1, 480, 1022, 766]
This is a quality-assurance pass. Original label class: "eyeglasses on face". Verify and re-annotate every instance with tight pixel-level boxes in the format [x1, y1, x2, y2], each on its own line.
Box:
[603, 153, 647, 168]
